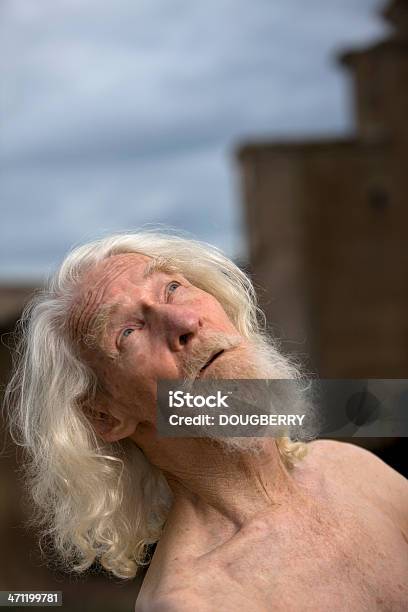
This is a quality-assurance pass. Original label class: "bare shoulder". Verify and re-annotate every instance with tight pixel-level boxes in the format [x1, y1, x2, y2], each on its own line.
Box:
[306, 439, 408, 527]
[306, 438, 406, 481]
[136, 582, 203, 612]
[135, 555, 202, 612]
[135, 597, 183, 612]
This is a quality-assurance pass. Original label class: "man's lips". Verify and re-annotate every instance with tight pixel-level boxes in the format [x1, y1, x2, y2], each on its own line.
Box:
[198, 350, 225, 376]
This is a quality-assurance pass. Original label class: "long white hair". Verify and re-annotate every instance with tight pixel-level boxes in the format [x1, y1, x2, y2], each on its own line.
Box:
[3, 230, 308, 580]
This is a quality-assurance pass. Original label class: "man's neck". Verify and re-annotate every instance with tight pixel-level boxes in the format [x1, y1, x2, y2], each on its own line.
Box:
[136, 429, 310, 530]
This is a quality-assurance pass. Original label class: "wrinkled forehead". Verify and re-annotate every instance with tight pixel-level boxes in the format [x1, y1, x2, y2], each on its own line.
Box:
[79, 252, 151, 290]
[66, 252, 179, 345]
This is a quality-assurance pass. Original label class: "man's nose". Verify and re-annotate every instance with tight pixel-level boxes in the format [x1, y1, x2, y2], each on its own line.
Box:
[144, 303, 200, 352]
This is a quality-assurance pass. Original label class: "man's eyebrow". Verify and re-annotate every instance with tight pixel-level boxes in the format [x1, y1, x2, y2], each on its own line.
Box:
[142, 256, 180, 279]
[83, 257, 181, 353]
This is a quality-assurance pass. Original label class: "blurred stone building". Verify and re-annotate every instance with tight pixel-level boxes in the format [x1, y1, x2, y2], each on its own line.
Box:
[237, 0, 408, 378]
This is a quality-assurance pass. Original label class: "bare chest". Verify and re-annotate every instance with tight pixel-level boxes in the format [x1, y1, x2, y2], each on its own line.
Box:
[152, 508, 408, 611]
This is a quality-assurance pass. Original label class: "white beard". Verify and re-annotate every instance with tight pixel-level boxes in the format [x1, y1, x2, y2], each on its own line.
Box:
[177, 331, 311, 455]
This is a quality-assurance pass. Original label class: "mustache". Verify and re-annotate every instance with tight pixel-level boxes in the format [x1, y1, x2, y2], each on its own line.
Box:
[180, 331, 242, 380]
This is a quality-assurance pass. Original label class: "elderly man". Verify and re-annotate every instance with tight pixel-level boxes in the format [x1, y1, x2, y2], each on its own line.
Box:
[4, 232, 408, 611]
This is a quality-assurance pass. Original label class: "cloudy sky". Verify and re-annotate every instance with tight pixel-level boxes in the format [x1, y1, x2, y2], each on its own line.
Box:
[0, 0, 386, 281]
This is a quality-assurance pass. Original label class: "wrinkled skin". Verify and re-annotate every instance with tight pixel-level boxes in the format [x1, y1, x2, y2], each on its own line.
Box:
[70, 252, 246, 442]
[69, 253, 408, 612]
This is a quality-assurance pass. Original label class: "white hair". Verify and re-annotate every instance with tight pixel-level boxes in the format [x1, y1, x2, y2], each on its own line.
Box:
[3, 230, 308, 580]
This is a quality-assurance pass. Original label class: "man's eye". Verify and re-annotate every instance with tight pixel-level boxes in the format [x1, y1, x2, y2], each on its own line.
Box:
[122, 328, 134, 338]
[167, 281, 181, 298]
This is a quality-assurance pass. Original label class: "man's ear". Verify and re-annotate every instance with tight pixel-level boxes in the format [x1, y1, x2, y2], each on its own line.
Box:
[80, 396, 137, 443]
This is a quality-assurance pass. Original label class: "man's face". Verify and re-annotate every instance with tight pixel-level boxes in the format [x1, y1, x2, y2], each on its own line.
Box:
[70, 253, 246, 430]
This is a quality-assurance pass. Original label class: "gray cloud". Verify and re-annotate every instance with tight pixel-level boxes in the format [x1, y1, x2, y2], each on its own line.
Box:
[0, 0, 386, 278]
